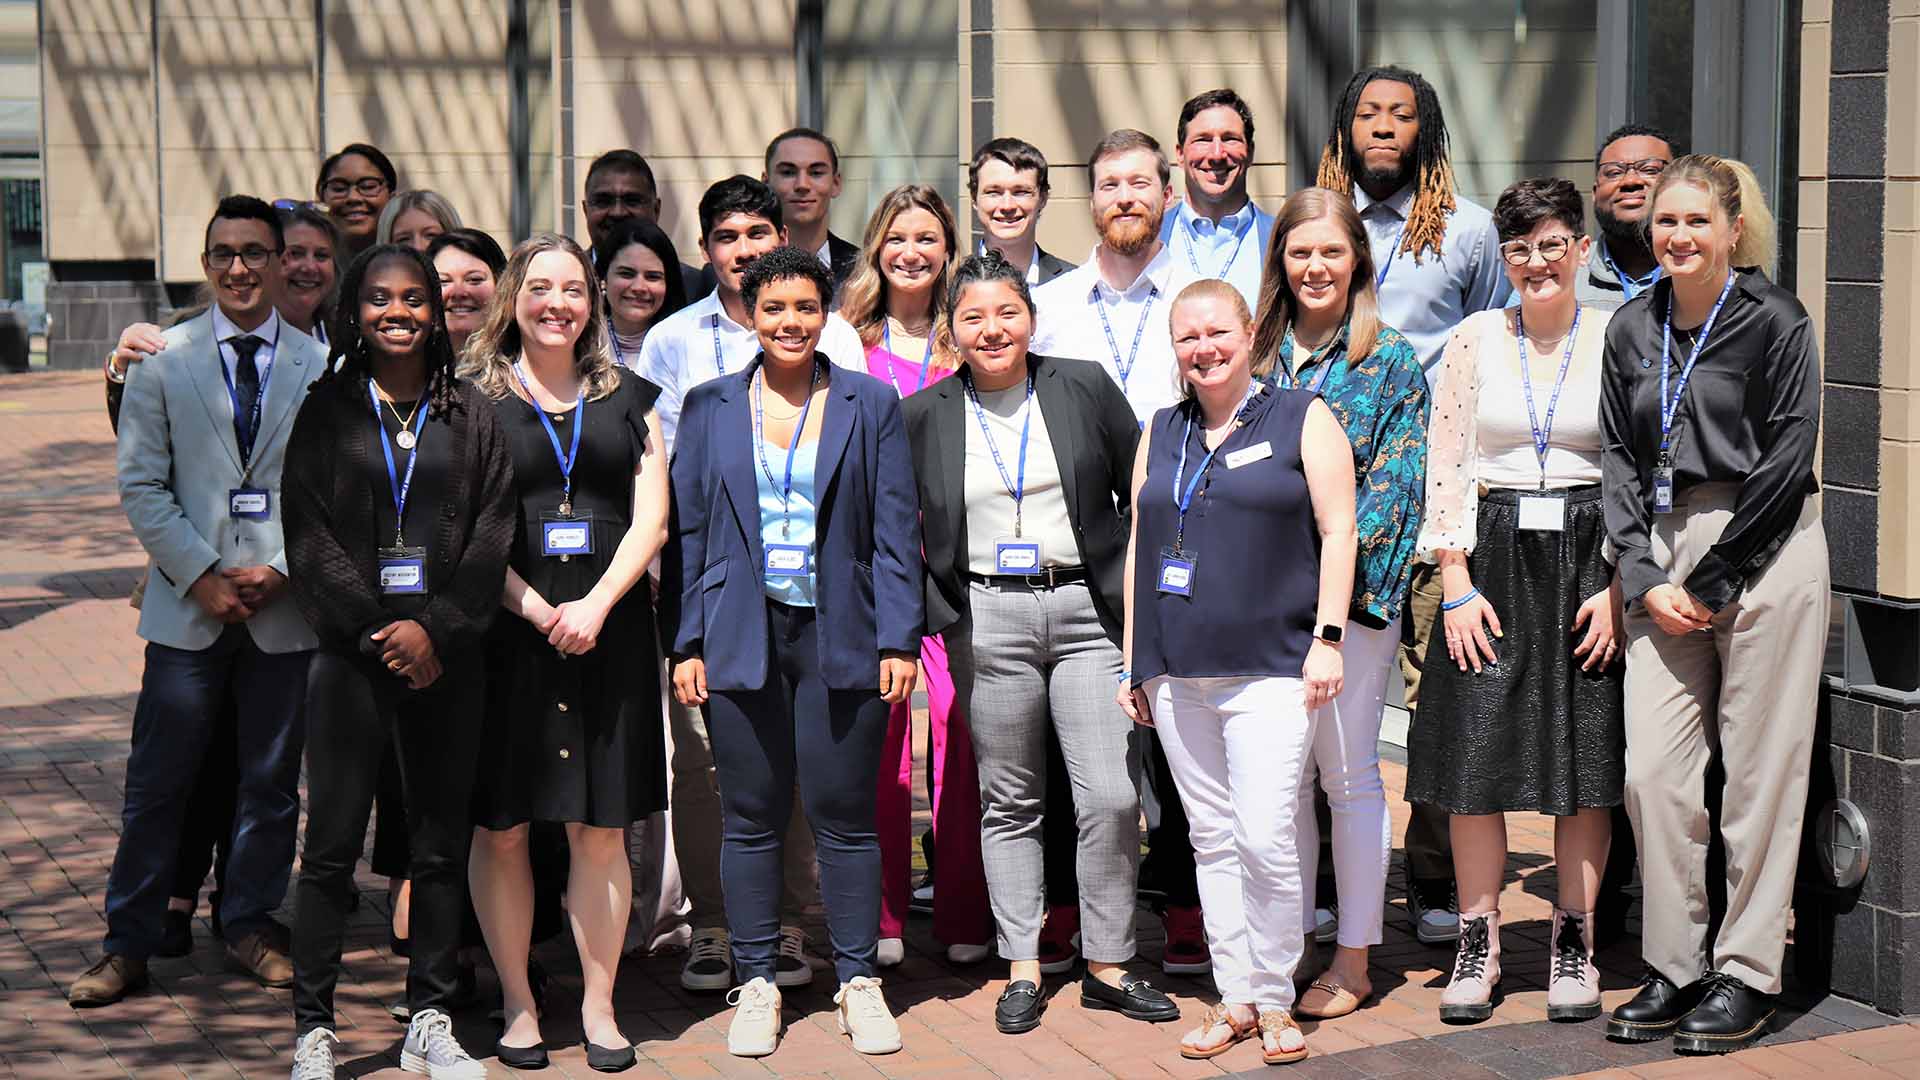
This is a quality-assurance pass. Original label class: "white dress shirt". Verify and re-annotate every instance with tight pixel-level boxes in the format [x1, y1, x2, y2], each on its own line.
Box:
[1030, 241, 1200, 423]
[1157, 197, 1275, 311]
[635, 290, 866, 454]
[211, 305, 281, 401]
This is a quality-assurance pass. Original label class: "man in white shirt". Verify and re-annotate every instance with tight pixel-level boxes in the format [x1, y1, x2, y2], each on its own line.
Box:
[637, 175, 865, 455]
[1031, 129, 1200, 424]
[1158, 89, 1275, 310]
[969, 137, 1076, 286]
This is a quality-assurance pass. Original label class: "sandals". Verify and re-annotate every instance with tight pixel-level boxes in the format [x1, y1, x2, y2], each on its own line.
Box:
[1259, 1010, 1311, 1065]
[1178, 1003, 1258, 1060]
[1296, 976, 1369, 1019]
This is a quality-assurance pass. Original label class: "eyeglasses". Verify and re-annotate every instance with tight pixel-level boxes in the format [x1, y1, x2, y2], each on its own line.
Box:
[586, 192, 657, 212]
[320, 177, 389, 198]
[1597, 158, 1668, 181]
[1499, 235, 1578, 266]
[204, 246, 281, 270]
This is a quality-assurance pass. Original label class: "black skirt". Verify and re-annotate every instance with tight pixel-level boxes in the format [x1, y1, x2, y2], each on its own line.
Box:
[1404, 484, 1625, 816]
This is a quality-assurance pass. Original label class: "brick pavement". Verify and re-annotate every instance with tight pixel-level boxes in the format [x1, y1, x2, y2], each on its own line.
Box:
[1, 369, 1916, 1078]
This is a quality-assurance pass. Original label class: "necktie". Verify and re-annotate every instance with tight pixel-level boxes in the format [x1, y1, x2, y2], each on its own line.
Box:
[229, 334, 264, 466]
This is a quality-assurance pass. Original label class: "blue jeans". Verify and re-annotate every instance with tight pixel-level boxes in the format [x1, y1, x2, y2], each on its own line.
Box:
[103, 625, 311, 959]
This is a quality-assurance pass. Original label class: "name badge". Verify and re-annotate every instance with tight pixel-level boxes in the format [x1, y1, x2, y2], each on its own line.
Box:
[229, 488, 270, 520]
[1224, 441, 1273, 469]
[541, 511, 594, 558]
[1156, 546, 1195, 597]
[765, 542, 812, 577]
[377, 547, 428, 595]
[1517, 493, 1566, 533]
[995, 537, 1041, 574]
[1652, 465, 1675, 514]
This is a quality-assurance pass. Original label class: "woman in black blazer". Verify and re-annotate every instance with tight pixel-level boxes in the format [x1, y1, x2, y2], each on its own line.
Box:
[901, 251, 1174, 1036]
[282, 245, 516, 1076]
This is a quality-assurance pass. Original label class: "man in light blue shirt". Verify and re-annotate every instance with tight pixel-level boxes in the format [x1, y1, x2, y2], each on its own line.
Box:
[1157, 88, 1275, 311]
[1584, 123, 1678, 307]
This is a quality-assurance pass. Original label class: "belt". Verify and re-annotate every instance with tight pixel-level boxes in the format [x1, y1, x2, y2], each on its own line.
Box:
[967, 565, 1091, 590]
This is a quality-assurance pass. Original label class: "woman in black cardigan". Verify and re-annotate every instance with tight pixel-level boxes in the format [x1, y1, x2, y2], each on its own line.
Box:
[282, 245, 515, 1077]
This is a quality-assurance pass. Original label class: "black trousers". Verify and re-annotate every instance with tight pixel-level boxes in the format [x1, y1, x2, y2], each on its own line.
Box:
[292, 650, 482, 1035]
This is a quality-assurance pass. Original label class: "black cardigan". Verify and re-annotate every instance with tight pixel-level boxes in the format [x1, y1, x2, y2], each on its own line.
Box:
[901, 354, 1140, 640]
[283, 374, 516, 659]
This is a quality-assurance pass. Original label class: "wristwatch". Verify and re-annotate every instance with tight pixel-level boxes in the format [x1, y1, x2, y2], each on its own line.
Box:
[103, 350, 127, 384]
[1313, 624, 1344, 645]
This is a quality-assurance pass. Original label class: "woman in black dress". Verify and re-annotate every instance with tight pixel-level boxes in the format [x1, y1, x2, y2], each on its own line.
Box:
[462, 233, 669, 1071]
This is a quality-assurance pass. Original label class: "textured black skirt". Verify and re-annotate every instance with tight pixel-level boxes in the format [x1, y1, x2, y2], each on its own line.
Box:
[1404, 484, 1625, 815]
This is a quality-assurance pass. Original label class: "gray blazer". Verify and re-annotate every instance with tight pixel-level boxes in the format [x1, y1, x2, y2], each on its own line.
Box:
[116, 311, 322, 654]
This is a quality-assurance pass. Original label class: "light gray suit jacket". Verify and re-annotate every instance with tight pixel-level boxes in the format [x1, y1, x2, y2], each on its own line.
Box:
[116, 310, 323, 654]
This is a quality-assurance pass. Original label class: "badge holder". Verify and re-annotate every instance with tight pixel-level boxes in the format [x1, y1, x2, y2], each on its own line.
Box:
[378, 545, 428, 594]
[764, 542, 812, 577]
[1652, 454, 1676, 514]
[994, 535, 1041, 575]
[1517, 491, 1566, 533]
[1157, 546, 1196, 597]
[541, 510, 594, 561]
[229, 487, 271, 520]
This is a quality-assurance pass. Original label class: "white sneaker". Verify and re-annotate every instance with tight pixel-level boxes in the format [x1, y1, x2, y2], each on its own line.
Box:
[1313, 906, 1338, 944]
[876, 937, 906, 967]
[725, 976, 782, 1057]
[775, 925, 815, 987]
[400, 1009, 486, 1079]
[1409, 880, 1462, 945]
[834, 975, 903, 1055]
[681, 927, 733, 992]
[947, 943, 990, 964]
[291, 1028, 338, 1080]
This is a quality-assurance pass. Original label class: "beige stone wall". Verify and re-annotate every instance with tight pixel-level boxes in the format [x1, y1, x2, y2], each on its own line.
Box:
[1883, 1, 1919, 595]
[41, 1, 157, 262]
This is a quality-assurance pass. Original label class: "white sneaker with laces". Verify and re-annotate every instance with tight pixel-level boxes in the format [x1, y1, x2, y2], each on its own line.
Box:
[1313, 906, 1338, 944]
[835, 975, 903, 1055]
[725, 976, 783, 1057]
[775, 925, 815, 987]
[876, 936, 906, 967]
[400, 1008, 486, 1079]
[680, 927, 733, 992]
[291, 1028, 338, 1080]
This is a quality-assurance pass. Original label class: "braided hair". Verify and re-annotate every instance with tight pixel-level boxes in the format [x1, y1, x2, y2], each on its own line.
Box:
[319, 243, 461, 419]
[1315, 65, 1459, 264]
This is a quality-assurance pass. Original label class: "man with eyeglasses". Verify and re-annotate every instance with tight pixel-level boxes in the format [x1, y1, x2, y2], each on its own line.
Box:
[71, 196, 325, 1009]
[581, 149, 711, 300]
[1586, 124, 1677, 305]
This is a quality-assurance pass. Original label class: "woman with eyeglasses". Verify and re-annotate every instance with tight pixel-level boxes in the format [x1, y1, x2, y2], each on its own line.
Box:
[1405, 178, 1624, 1026]
[318, 143, 399, 259]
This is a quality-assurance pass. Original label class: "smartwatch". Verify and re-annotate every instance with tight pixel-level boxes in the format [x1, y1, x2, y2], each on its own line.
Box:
[1313, 624, 1344, 645]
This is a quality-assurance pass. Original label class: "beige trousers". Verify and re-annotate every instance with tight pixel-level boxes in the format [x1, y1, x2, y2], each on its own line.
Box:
[1623, 485, 1828, 994]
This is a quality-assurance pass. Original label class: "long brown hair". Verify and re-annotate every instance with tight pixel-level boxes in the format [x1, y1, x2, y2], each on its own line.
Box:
[1249, 188, 1385, 372]
[1648, 154, 1777, 273]
[459, 232, 622, 402]
[838, 185, 960, 370]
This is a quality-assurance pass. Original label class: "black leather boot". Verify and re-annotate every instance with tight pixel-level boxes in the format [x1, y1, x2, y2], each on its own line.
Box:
[1604, 967, 1707, 1042]
[1673, 972, 1774, 1054]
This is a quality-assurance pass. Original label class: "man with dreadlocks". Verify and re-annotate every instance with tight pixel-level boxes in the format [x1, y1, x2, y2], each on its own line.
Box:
[1312, 65, 1509, 950]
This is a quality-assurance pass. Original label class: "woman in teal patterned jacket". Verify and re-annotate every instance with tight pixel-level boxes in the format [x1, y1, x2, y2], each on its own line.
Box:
[1245, 187, 1428, 1017]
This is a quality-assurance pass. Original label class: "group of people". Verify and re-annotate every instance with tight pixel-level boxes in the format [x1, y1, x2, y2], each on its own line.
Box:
[68, 61, 1827, 1079]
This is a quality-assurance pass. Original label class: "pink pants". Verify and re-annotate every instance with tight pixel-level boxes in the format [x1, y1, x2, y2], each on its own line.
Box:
[876, 634, 992, 946]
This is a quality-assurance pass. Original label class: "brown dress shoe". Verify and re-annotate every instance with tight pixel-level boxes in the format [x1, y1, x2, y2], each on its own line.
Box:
[69, 954, 149, 1007]
[226, 928, 294, 987]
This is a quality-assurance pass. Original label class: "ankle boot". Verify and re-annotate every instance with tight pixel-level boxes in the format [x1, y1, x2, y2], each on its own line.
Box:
[1438, 910, 1500, 1023]
[1546, 908, 1602, 1021]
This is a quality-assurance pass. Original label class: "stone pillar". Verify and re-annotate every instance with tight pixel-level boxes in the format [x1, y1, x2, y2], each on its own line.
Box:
[42, 278, 168, 372]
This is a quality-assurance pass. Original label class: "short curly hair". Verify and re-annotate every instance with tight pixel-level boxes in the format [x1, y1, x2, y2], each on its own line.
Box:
[740, 245, 835, 310]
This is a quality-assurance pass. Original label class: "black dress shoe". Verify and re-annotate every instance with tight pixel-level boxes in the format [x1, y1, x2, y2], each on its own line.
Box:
[1080, 973, 1179, 1023]
[586, 1041, 636, 1072]
[1673, 972, 1774, 1054]
[1605, 967, 1708, 1042]
[996, 980, 1043, 1034]
[495, 1039, 548, 1070]
[157, 910, 193, 958]
[390, 931, 411, 959]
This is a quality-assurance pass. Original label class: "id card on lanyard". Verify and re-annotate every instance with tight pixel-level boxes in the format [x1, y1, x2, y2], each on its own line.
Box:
[371, 381, 431, 594]
[1654, 274, 1737, 513]
[513, 363, 594, 560]
[754, 362, 821, 577]
[964, 370, 1040, 574]
[1157, 385, 1260, 596]
[1514, 306, 1582, 533]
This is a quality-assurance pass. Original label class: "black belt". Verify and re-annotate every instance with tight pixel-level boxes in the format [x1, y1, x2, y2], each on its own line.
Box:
[967, 565, 1091, 590]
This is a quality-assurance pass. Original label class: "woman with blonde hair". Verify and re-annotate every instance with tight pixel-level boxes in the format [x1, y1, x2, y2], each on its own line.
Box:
[463, 233, 670, 1070]
[838, 185, 992, 968]
[1600, 155, 1823, 1056]
[379, 189, 463, 253]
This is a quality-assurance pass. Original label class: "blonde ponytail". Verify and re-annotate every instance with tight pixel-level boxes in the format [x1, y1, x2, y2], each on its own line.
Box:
[1650, 154, 1777, 274]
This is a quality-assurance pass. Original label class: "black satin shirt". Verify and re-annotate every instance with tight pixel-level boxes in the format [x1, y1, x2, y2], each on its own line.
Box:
[1599, 269, 1820, 612]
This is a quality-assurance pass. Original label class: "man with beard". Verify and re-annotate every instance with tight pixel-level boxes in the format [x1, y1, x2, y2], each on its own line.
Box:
[1584, 124, 1676, 305]
[581, 149, 711, 301]
[1159, 89, 1274, 309]
[1313, 65, 1508, 949]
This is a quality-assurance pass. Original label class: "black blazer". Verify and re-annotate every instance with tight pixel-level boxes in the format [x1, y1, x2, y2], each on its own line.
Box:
[827, 232, 862, 294]
[1034, 247, 1076, 285]
[901, 355, 1139, 640]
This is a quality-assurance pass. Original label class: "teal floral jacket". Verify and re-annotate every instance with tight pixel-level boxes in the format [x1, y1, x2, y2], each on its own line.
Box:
[1264, 323, 1430, 627]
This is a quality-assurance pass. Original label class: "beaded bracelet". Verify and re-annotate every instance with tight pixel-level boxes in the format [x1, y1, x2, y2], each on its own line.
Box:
[1440, 587, 1481, 612]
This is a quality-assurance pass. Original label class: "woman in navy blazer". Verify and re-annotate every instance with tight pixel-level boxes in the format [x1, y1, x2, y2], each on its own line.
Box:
[667, 246, 923, 1060]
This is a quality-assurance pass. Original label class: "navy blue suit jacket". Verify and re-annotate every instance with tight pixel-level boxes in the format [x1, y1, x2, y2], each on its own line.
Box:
[667, 358, 924, 691]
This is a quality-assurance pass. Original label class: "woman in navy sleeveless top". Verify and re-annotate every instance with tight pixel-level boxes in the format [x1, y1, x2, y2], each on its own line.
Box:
[1117, 281, 1357, 1065]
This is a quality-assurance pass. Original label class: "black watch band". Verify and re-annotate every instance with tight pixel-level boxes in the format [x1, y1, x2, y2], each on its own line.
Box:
[1314, 623, 1344, 644]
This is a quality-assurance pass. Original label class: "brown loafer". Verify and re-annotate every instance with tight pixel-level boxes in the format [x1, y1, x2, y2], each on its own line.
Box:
[226, 928, 294, 987]
[69, 953, 148, 1007]
[1296, 977, 1369, 1019]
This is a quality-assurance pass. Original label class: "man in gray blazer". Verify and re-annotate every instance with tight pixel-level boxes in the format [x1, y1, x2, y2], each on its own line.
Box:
[71, 196, 323, 1007]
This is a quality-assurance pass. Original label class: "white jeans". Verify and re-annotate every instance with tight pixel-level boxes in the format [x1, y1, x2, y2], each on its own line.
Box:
[1297, 618, 1397, 947]
[1150, 674, 1313, 1010]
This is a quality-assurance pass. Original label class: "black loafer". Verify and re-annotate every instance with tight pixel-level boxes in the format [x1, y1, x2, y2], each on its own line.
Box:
[495, 1039, 548, 1070]
[1673, 973, 1774, 1055]
[996, 980, 1043, 1034]
[1605, 967, 1707, 1042]
[158, 910, 194, 958]
[586, 1041, 636, 1072]
[1080, 973, 1179, 1023]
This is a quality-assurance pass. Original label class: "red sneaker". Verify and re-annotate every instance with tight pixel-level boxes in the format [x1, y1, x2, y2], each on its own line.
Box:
[1161, 905, 1211, 974]
[1037, 904, 1080, 975]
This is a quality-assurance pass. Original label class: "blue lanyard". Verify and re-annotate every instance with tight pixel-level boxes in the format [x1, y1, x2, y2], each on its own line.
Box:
[1273, 328, 1338, 393]
[1515, 305, 1583, 488]
[881, 320, 935, 397]
[1658, 272, 1737, 457]
[217, 346, 273, 468]
[512, 362, 584, 507]
[1599, 243, 1662, 300]
[1170, 384, 1260, 548]
[1183, 210, 1257, 280]
[752, 361, 822, 538]
[963, 370, 1035, 535]
[1375, 221, 1407, 287]
[710, 315, 732, 378]
[1093, 284, 1158, 389]
[369, 380, 427, 545]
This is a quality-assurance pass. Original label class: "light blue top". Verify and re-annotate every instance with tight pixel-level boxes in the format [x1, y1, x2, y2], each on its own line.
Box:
[755, 436, 820, 607]
[1353, 183, 1511, 392]
[1157, 197, 1276, 311]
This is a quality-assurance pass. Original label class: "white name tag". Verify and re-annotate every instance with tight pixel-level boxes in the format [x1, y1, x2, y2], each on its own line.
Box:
[378, 560, 425, 593]
[995, 538, 1041, 573]
[1517, 493, 1566, 532]
[229, 488, 270, 519]
[1224, 441, 1273, 469]
[544, 524, 589, 552]
[765, 543, 811, 577]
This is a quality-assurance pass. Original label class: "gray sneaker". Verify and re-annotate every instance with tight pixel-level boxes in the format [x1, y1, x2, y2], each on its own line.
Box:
[681, 927, 734, 992]
[291, 1028, 338, 1080]
[400, 1008, 485, 1079]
